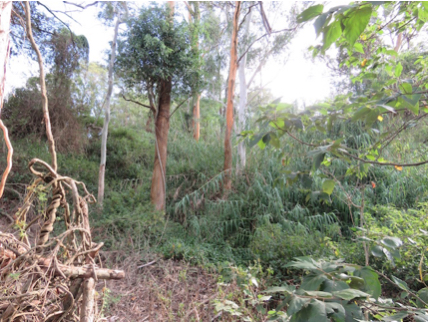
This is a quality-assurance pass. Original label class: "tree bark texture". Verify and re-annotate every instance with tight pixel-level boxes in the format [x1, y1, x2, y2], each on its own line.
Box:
[0, 1, 12, 199]
[223, 1, 241, 191]
[25, 2, 57, 172]
[150, 79, 172, 211]
[189, 2, 201, 141]
[192, 94, 200, 141]
[150, 2, 174, 211]
[98, 14, 121, 205]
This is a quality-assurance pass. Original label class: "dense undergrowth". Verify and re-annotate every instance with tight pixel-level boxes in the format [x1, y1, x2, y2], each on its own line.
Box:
[3, 110, 428, 321]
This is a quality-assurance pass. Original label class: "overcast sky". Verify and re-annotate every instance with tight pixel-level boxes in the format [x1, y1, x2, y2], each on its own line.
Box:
[6, 1, 337, 106]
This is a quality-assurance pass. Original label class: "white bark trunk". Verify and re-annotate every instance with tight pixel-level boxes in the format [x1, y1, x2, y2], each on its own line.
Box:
[237, 10, 251, 172]
[0, 1, 12, 200]
[98, 15, 121, 205]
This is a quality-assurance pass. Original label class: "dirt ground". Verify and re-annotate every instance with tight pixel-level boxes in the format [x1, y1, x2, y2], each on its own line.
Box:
[100, 252, 222, 322]
[0, 214, 225, 322]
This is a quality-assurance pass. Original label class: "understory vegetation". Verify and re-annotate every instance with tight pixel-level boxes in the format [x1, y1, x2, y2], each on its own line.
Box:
[4, 1, 428, 322]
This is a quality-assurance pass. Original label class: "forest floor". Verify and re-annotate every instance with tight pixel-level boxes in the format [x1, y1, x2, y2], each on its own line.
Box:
[0, 215, 224, 322]
[100, 252, 223, 322]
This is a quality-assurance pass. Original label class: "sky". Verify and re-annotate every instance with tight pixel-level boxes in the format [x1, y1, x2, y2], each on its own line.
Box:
[6, 1, 337, 106]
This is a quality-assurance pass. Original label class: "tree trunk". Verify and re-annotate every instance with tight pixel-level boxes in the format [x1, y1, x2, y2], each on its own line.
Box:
[190, 2, 201, 141]
[0, 1, 12, 199]
[98, 15, 121, 206]
[150, 1, 174, 211]
[192, 94, 200, 140]
[237, 9, 251, 173]
[150, 78, 172, 211]
[223, 1, 241, 192]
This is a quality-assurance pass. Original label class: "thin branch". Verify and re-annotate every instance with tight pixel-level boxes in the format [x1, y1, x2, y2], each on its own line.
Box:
[137, 259, 157, 269]
[283, 126, 428, 168]
[168, 96, 191, 119]
[121, 93, 155, 113]
[62, 1, 98, 10]
[237, 27, 295, 63]
[258, 1, 272, 35]
[339, 150, 428, 168]
[237, 3, 258, 31]
[36, 1, 76, 45]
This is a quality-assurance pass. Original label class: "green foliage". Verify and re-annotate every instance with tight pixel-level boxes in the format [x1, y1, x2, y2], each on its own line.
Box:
[116, 3, 198, 96]
[340, 204, 428, 288]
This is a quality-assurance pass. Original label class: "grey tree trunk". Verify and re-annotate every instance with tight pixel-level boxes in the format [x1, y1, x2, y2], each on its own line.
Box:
[237, 10, 251, 173]
[98, 15, 121, 206]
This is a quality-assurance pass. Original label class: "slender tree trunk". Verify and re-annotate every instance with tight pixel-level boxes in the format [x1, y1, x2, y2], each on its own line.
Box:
[237, 9, 251, 173]
[0, 1, 12, 199]
[190, 2, 201, 141]
[150, 2, 174, 211]
[98, 15, 121, 205]
[223, 1, 241, 192]
[150, 78, 172, 211]
[192, 94, 200, 140]
[25, 2, 57, 172]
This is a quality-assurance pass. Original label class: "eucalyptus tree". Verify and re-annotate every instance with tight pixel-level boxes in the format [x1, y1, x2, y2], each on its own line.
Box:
[236, 2, 300, 172]
[116, 3, 197, 211]
[223, 1, 241, 192]
[0, 1, 12, 199]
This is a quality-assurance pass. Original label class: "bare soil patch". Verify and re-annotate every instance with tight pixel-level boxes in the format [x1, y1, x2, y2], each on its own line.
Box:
[101, 252, 221, 322]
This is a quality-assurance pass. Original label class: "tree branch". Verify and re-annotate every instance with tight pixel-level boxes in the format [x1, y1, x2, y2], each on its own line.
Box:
[121, 93, 155, 113]
[169, 96, 191, 119]
[237, 27, 295, 63]
[62, 1, 98, 10]
[36, 1, 76, 45]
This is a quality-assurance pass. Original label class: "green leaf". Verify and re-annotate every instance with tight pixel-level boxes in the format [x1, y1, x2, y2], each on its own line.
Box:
[264, 285, 296, 294]
[416, 287, 428, 308]
[322, 179, 335, 195]
[383, 312, 410, 322]
[343, 5, 372, 45]
[371, 245, 383, 257]
[418, 7, 428, 22]
[392, 275, 408, 291]
[270, 135, 280, 149]
[287, 297, 311, 316]
[380, 237, 403, 249]
[325, 302, 346, 322]
[304, 291, 333, 298]
[352, 107, 371, 121]
[301, 274, 328, 291]
[377, 104, 396, 113]
[313, 153, 326, 171]
[323, 20, 342, 50]
[395, 62, 403, 77]
[322, 280, 349, 293]
[348, 276, 365, 290]
[399, 82, 412, 94]
[415, 313, 428, 322]
[332, 289, 370, 300]
[343, 303, 364, 321]
[314, 12, 329, 37]
[354, 267, 381, 299]
[286, 257, 319, 270]
[297, 4, 324, 23]
[354, 42, 364, 54]
[292, 299, 328, 322]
